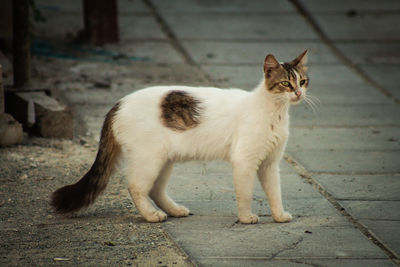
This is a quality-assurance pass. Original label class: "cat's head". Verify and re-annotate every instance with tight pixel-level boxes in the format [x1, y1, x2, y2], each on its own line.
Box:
[263, 50, 309, 104]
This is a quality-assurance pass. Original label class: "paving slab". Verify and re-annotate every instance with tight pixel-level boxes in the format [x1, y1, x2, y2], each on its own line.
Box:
[290, 150, 400, 174]
[336, 42, 400, 64]
[275, 226, 388, 259]
[314, 175, 400, 201]
[339, 200, 400, 220]
[175, 198, 340, 218]
[313, 14, 400, 41]
[360, 220, 400, 258]
[359, 64, 400, 100]
[153, 0, 296, 13]
[164, 216, 387, 263]
[119, 15, 167, 40]
[163, 14, 319, 40]
[291, 104, 400, 127]
[307, 82, 393, 105]
[287, 127, 400, 152]
[202, 65, 261, 89]
[107, 41, 185, 63]
[199, 258, 396, 267]
[182, 41, 338, 64]
[169, 170, 322, 202]
[299, 0, 400, 12]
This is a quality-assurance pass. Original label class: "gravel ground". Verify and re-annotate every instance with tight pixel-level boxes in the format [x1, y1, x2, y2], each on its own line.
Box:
[0, 137, 193, 266]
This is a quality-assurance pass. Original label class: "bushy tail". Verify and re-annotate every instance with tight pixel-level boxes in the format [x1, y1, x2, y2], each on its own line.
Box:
[51, 103, 121, 213]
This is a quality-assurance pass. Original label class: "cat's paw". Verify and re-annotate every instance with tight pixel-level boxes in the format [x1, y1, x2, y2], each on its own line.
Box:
[239, 214, 259, 224]
[273, 211, 292, 223]
[145, 210, 168, 223]
[168, 205, 190, 217]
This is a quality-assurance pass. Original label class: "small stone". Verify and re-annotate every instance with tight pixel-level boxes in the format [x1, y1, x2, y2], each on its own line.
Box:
[20, 174, 28, 180]
[54, 258, 70, 261]
[104, 241, 116, 246]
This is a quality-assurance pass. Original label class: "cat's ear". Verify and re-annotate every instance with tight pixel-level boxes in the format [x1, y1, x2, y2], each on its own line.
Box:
[264, 54, 280, 73]
[291, 49, 308, 66]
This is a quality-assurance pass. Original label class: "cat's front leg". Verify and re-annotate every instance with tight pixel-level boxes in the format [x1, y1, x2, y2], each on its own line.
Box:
[257, 161, 292, 223]
[232, 163, 259, 224]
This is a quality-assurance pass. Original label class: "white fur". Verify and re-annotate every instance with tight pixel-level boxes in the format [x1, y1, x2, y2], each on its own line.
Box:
[112, 77, 303, 223]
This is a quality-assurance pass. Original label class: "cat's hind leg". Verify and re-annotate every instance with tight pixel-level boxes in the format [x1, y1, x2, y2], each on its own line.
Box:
[126, 157, 168, 223]
[150, 162, 190, 217]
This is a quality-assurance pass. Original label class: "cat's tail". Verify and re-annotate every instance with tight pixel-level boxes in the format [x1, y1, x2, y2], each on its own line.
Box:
[51, 102, 122, 214]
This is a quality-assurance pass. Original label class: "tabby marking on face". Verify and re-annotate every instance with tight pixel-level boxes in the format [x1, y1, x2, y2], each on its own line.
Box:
[263, 50, 309, 104]
[160, 90, 203, 131]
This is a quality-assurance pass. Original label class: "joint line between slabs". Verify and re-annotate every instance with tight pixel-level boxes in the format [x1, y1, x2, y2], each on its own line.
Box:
[284, 153, 399, 261]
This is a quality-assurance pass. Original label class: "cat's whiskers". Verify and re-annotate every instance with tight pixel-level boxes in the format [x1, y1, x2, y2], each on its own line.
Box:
[303, 94, 319, 114]
[306, 94, 321, 104]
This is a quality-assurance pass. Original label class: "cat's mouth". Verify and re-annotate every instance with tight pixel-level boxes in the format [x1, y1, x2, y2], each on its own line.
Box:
[290, 95, 303, 104]
[290, 90, 304, 104]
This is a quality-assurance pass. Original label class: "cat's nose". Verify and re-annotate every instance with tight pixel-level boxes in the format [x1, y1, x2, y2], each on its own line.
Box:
[294, 90, 302, 97]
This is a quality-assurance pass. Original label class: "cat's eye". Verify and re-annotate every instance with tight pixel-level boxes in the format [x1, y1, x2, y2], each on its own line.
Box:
[280, 81, 290, 87]
[300, 79, 307, 86]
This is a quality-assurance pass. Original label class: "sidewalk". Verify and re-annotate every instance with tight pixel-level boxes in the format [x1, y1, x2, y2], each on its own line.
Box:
[1, 0, 399, 266]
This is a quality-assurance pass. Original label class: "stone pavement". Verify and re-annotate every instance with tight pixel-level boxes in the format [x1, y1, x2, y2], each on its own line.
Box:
[10, 0, 400, 266]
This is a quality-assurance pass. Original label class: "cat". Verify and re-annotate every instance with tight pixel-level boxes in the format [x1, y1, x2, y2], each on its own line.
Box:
[51, 50, 309, 224]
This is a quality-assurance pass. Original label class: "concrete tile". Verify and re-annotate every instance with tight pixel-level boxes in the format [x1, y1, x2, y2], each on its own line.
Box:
[360, 220, 400, 258]
[314, 175, 400, 201]
[307, 64, 367, 86]
[290, 150, 400, 174]
[165, 216, 303, 259]
[359, 65, 400, 100]
[170, 165, 314, 201]
[118, 0, 151, 14]
[200, 258, 396, 267]
[300, 65, 392, 104]
[105, 41, 185, 63]
[153, 0, 296, 13]
[340, 200, 400, 220]
[336, 42, 400, 64]
[182, 41, 338, 64]
[314, 14, 400, 40]
[287, 127, 400, 151]
[119, 15, 166, 40]
[165, 216, 387, 260]
[306, 83, 392, 104]
[163, 14, 319, 40]
[194, 258, 302, 267]
[299, 0, 400, 12]
[276, 227, 388, 259]
[203, 65, 263, 89]
[176, 197, 340, 218]
[291, 104, 400, 127]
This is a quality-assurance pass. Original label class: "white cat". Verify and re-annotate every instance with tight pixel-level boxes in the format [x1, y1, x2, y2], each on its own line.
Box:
[51, 50, 309, 224]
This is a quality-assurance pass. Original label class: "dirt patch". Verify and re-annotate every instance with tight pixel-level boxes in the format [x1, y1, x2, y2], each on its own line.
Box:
[0, 138, 193, 266]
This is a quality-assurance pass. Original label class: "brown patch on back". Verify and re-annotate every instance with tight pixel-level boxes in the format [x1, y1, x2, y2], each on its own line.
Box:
[161, 90, 202, 131]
